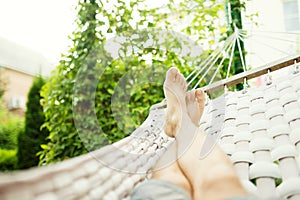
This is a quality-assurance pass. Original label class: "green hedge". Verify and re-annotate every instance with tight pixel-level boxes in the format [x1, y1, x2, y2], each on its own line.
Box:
[0, 149, 17, 171]
[0, 114, 23, 150]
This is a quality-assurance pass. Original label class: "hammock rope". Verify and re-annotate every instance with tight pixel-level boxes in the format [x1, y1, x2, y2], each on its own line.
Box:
[226, 35, 237, 80]
[187, 34, 235, 87]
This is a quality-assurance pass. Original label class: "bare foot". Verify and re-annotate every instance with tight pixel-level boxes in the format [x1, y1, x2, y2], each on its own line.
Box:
[186, 89, 205, 126]
[163, 67, 187, 137]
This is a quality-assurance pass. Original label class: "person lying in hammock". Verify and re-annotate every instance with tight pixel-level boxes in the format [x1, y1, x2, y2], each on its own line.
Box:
[131, 67, 255, 200]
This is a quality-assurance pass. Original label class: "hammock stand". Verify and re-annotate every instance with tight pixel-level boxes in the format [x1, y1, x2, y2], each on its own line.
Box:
[1, 30, 300, 200]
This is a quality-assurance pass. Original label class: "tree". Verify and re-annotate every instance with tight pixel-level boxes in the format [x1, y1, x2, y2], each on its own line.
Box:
[17, 76, 48, 169]
[39, 0, 228, 164]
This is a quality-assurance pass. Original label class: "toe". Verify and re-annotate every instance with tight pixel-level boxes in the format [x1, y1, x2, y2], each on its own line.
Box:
[174, 72, 183, 83]
[166, 67, 179, 82]
[176, 73, 181, 81]
[165, 67, 187, 91]
[195, 89, 205, 106]
[179, 74, 184, 86]
[169, 67, 179, 74]
[186, 91, 192, 102]
[179, 74, 187, 89]
[193, 90, 197, 101]
[190, 90, 196, 101]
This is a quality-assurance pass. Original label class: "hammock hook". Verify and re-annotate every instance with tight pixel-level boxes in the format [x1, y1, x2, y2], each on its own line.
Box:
[266, 69, 272, 85]
[204, 91, 210, 106]
[242, 77, 248, 94]
[224, 85, 228, 94]
[293, 60, 299, 74]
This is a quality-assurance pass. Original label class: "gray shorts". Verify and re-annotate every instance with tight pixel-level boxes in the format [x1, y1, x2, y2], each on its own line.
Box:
[130, 179, 192, 200]
[130, 179, 257, 200]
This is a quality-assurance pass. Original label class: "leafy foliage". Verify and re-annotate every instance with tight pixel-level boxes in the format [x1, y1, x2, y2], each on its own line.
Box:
[40, 0, 228, 164]
[0, 149, 17, 171]
[0, 111, 23, 150]
[0, 103, 22, 171]
[17, 76, 48, 169]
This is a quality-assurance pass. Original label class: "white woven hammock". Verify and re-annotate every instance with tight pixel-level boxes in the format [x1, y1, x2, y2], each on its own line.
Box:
[1, 30, 300, 200]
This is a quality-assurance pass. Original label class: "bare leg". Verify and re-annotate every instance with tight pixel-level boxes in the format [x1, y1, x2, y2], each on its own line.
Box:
[152, 142, 192, 197]
[176, 118, 247, 199]
[154, 67, 246, 200]
[152, 69, 207, 199]
[173, 74, 247, 200]
[152, 67, 192, 197]
[152, 89, 205, 197]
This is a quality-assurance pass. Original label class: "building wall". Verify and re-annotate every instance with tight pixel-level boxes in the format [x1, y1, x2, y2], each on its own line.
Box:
[243, 0, 300, 85]
[244, 0, 300, 65]
[1, 67, 34, 116]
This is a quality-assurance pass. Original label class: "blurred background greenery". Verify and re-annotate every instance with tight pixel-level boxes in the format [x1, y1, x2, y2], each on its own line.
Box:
[0, 0, 246, 169]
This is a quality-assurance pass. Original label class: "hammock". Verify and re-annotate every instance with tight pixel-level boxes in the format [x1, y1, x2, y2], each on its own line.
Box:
[1, 30, 300, 200]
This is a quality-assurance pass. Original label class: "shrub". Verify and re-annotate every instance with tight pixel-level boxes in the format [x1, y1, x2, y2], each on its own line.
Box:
[0, 114, 23, 150]
[17, 76, 48, 169]
[0, 149, 17, 171]
[0, 100, 23, 171]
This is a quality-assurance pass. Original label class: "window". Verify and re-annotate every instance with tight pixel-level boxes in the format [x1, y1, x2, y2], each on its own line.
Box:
[8, 95, 26, 110]
[283, 0, 300, 31]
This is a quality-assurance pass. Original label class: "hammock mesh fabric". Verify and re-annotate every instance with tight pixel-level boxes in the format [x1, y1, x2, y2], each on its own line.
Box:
[1, 67, 300, 200]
